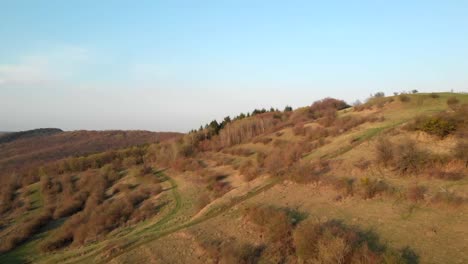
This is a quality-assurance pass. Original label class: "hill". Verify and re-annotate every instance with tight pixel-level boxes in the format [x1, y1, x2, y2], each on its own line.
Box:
[0, 92, 467, 264]
[0, 130, 182, 183]
[0, 128, 63, 144]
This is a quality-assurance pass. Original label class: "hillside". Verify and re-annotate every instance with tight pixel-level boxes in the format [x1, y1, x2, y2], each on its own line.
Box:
[0, 92, 467, 264]
[0, 128, 63, 144]
[0, 130, 182, 183]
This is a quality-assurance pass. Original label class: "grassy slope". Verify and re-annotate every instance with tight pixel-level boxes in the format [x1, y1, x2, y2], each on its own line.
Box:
[1, 92, 467, 263]
[101, 93, 468, 264]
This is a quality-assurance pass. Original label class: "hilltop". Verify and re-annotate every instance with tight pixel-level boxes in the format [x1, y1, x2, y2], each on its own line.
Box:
[0, 128, 64, 144]
[0, 92, 467, 264]
[0, 130, 182, 182]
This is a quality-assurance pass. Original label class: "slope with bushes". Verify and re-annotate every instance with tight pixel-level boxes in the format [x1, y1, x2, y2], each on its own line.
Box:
[1, 92, 467, 264]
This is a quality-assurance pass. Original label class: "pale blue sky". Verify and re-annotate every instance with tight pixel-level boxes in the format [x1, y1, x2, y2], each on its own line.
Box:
[1, 1, 468, 132]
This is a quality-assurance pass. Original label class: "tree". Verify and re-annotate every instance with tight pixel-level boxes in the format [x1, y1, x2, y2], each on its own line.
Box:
[208, 120, 221, 135]
[373, 92, 385, 98]
[284, 106, 293, 112]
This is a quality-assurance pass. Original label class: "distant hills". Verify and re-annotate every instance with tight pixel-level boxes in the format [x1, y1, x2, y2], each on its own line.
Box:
[0, 129, 182, 178]
[0, 128, 63, 144]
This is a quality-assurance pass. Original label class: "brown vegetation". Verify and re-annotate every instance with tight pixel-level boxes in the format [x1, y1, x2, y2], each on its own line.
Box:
[0, 210, 53, 253]
[0, 130, 181, 183]
[293, 220, 412, 263]
[407, 185, 427, 202]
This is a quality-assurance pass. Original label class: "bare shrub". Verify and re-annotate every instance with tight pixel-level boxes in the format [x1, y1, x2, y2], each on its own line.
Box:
[256, 152, 267, 167]
[54, 196, 84, 218]
[220, 241, 263, 264]
[306, 126, 329, 141]
[375, 138, 394, 166]
[264, 149, 287, 176]
[289, 161, 329, 184]
[431, 191, 464, 207]
[245, 206, 293, 245]
[293, 220, 410, 264]
[239, 160, 260, 182]
[358, 177, 389, 199]
[126, 187, 152, 206]
[316, 235, 350, 263]
[130, 201, 161, 223]
[172, 158, 205, 172]
[0, 176, 18, 214]
[252, 137, 272, 145]
[223, 148, 255, 157]
[40, 231, 74, 252]
[447, 97, 459, 107]
[205, 174, 232, 198]
[332, 177, 355, 197]
[399, 94, 411, 102]
[394, 140, 428, 175]
[41, 212, 85, 251]
[112, 183, 132, 195]
[407, 185, 427, 202]
[198, 239, 262, 264]
[0, 210, 52, 253]
[354, 159, 371, 170]
[293, 123, 307, 136]
[426, 166, 465, 181]
[453, 141, 468, 165]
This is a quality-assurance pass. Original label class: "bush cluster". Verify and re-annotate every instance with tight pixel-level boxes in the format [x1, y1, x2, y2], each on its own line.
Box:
[243, 206, 416, 263]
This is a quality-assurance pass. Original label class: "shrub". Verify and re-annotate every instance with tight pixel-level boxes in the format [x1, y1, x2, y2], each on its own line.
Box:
[409, 115, 456, 138]
[220, 242, 263, 264]
[126, 187, 152, 206]
[332, 177, 355, 197]
[407, 185, 427, 202]
[0, 177, 17, 214]
[205, 174, 232, 198]
[394, 140, 428, 175]
[375, 138, 394, 166]
[293, 220, 410, 263]
[446, 97, 459, 107]
[54, 197, 84, 218]
[0, 210, 52, 253]
[130, 201, 161, 223]
[41, 212, 85, 251]
[431, 191, 464, 207]
[239, 160, 260, 182]
[359, 177, 389, 199]
[197, 239, 262, 264]
[256, 152, 267, 167]
[306, 127, 329, 141]
[264, 150, 287, 176]
[245, 206, 293, 245]
[40, 231, 73, 252]
[454, 141, 468, 165]
[293, 123, 307, 136]
[399, 94, 411, 102]
[373, 92, 385, 98]
[252, 137, 272, 145]
[289, 161, 329, 184]
[354, 159, 371, 170]
[426, 167, 465, 181]
[429, 93, 440, 99]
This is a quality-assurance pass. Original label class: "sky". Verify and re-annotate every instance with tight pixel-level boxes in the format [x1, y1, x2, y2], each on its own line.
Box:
[1, 1, 468, 132]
